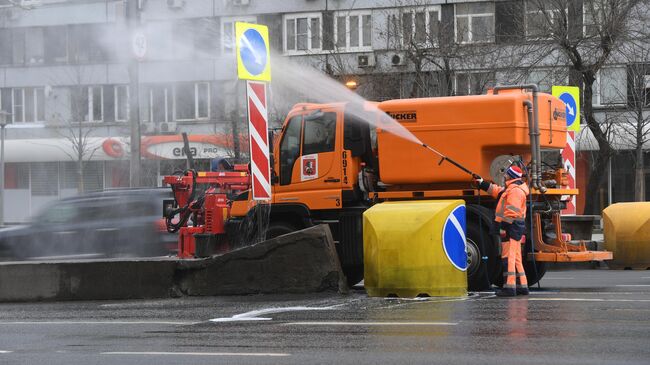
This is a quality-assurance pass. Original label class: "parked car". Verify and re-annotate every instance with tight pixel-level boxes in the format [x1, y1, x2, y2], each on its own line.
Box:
[0, 188, 177, 260]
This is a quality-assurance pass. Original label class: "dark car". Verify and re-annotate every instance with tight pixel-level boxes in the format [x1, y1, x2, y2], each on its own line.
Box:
[0, 188, 177, 260]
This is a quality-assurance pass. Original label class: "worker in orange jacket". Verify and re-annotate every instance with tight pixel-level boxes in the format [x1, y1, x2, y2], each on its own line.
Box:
[476, 165, 530, 297]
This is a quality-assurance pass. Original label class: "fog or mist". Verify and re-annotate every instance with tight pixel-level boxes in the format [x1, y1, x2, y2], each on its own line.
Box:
[0, 8, 427, 259]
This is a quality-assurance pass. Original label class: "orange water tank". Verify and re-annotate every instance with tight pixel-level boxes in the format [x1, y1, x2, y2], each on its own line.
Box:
[376, 90, 567, 185]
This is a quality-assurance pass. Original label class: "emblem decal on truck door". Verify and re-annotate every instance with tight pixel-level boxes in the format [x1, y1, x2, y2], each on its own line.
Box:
[301, 154, 318, 181]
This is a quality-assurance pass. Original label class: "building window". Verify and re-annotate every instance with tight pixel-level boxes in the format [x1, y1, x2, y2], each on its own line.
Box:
[8, 27, 46, 66]
[455, 2, 495, 44]
[525, 69, 568, 93]
[8, 88, 45, 123]
[454, 71, 494, 96]
[625, 64, 650, 107]
[221, 16, 256, 54]
[196, 82, 209, 119]
[593, 67, 627, 106]
[284, 13, 322, 53]
[146, 85, 171, 123]
[70, 24, 107, 63]
[25, 27, 44, 65]
[334, 11, 372, 50]
[525, 1, 565, 40]
[77, 86, 103, 122]
[174, 82, 210, 121]
[114, 85, 129, 122]
[44, 26, 68, 64]
[0, 30, 10, 65]
[401, 6, 440, 47]
[12, 28, 25, 65]
[583, 0, 602, 37]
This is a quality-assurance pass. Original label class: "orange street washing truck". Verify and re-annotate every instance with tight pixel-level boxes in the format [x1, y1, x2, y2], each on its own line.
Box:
[163, 85, 612, 291]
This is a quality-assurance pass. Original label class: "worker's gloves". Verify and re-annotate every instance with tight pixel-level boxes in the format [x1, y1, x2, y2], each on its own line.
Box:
[474, 176, 490, 192]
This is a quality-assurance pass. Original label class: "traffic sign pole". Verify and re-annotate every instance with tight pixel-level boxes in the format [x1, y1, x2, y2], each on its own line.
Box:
[235, 22, 272, 201]
[553, 86, 580, 215]
[246, 81, 271, 200]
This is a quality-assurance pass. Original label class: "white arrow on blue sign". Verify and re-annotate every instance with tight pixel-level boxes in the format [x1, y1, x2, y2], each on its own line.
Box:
[559, 92, 578, 128]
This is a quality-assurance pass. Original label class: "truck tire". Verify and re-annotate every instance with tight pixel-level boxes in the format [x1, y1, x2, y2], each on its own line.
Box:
[466, 205, 501, 292]
[343, 266, 364, 287]
[265, 221, 298, 240]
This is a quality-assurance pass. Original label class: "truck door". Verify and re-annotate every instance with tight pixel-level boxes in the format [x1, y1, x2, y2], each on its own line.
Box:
[273, 109, 343, 210]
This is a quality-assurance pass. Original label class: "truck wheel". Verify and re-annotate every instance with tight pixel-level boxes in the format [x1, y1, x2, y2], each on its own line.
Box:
[466, 222, 498, 291]
[466, 204, 501, 292]
[343, 265, 364, 287]
[265, 221, 298, 240]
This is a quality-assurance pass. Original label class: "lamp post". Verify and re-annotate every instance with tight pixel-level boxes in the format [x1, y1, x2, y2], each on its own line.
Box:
[0, 110, 11, 227]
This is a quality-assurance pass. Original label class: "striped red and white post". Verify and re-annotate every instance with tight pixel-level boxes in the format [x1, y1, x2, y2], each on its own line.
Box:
[246, 80, 271, 200]
[561, 131, 576, 215]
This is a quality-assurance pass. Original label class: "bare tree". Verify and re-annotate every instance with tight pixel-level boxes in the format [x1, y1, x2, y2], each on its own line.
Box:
[525, 0, 644, 213]
[49, 66, 105, 194]
[615, 40, 650, 201]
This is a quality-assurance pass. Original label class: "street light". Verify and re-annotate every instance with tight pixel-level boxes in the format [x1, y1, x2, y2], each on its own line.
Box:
[0, 110, 11, 228]
[345, 80, 358, 90]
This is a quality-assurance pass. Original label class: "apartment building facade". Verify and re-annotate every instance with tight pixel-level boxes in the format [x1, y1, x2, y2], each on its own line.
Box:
[0, 0, 647, 221]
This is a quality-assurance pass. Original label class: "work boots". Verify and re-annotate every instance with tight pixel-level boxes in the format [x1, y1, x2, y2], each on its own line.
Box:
[495, 288, 516, 297]
[516, 286, 530, 295]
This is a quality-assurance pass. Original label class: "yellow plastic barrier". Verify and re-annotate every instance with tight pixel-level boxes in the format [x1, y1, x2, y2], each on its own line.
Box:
[604, 202, 650, 269]
[363, 200, 468, 297]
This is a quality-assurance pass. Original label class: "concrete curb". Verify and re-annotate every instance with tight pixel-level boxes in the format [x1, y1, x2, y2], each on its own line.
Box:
[0, 225, 346, 302]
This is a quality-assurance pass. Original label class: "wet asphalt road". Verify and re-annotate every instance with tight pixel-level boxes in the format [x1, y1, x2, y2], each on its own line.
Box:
[0, 270, 649, 365]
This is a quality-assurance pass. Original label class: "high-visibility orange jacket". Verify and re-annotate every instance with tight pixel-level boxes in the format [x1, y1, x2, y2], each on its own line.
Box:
[486, 179, 530, 223]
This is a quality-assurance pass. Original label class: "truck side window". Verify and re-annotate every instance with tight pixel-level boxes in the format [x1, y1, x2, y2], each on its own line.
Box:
[303, 112, 336, 155]
[279, 116, 302, 185]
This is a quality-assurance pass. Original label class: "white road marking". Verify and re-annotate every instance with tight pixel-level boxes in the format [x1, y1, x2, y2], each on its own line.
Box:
[533, 291, 650, 295]
[0, 351, 12, 354]
[543, 277, 575, 280]
[529, 298, 650, 302]
[209, 305, 341, 323]
[102, 351, 289, 357]
[616, 285, 650, 287]
[283, 321, 458, 326]
[0, 321, 197, 325]
[378, 296, 469, 309]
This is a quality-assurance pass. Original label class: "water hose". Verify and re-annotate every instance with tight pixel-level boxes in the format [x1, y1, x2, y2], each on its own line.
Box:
[422, 143, 481, 179]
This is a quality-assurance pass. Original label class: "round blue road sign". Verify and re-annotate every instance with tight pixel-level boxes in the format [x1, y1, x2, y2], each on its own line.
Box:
[442, 205, 468, 271]
[559, 92, 577, 128]
[239, 29, 267, 76]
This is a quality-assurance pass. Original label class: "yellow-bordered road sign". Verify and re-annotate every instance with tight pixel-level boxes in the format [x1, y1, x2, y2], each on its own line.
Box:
[235, 22, 271, 82]
[552, 86, 580, 132]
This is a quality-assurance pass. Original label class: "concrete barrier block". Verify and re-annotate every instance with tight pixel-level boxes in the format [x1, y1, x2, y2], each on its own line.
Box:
[0, 259, 177, 302]
[176, 224, 347, 295]
[0, 224, 346, 302]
